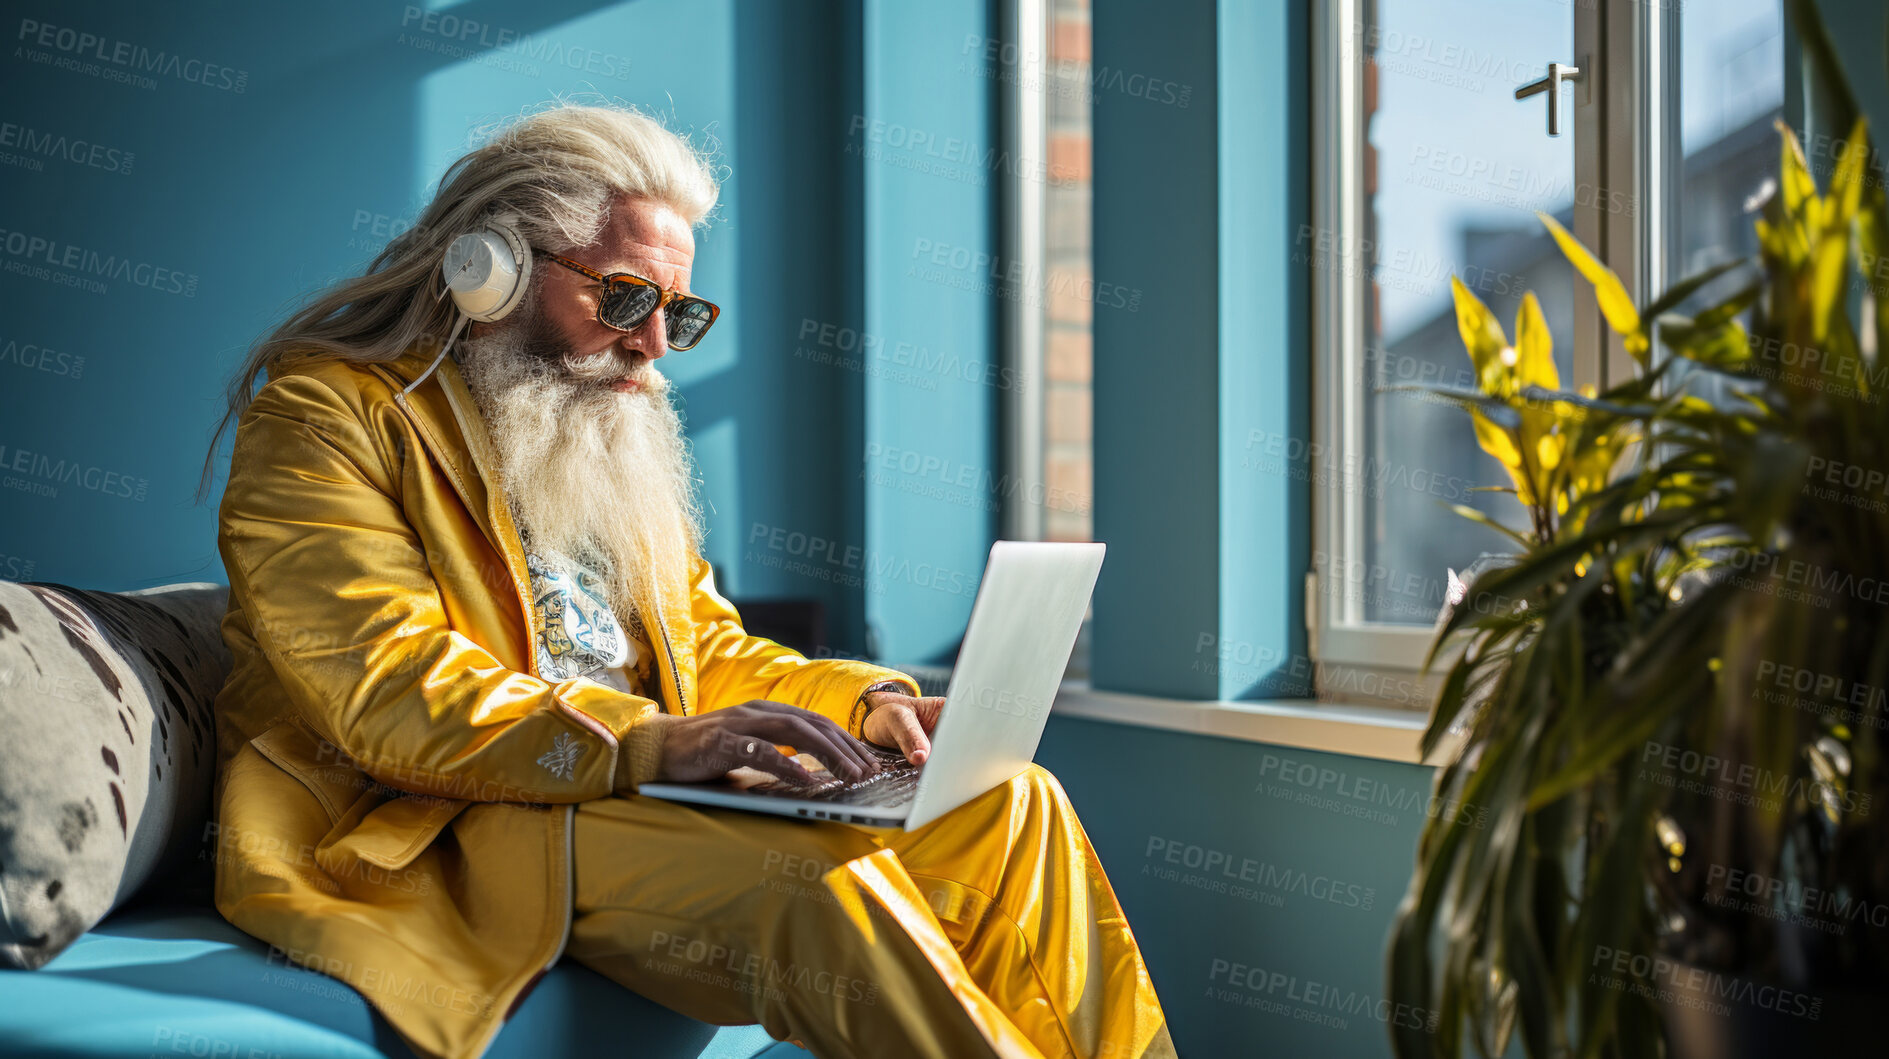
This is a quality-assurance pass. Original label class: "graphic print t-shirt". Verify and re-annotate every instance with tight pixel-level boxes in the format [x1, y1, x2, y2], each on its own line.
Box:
[523, 543, 657, 698]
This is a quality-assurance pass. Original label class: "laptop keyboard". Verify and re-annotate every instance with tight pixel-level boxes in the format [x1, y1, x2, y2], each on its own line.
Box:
[746, 745, 922, 808]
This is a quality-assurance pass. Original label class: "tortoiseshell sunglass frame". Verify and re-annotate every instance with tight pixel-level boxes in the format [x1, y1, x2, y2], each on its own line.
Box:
[533, 248, 721, 351]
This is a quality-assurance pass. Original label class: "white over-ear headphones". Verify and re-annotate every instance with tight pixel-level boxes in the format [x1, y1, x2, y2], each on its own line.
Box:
[398, 218, 532, 401]
[442, 219, 532, 322]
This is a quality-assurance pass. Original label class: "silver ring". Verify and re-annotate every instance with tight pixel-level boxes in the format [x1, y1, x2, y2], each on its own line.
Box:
[744, 740, 757, 755]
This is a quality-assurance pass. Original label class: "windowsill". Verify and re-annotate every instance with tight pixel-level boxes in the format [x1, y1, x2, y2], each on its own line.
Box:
[1051, 681, 1447, 766]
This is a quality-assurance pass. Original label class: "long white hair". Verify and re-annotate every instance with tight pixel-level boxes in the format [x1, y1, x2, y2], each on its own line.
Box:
[199, 100, 721, 504]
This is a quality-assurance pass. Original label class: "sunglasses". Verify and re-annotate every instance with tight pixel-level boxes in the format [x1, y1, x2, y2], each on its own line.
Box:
[533, 248, 720, 351]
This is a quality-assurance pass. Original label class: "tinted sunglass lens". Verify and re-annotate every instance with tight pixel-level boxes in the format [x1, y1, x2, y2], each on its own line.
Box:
[600, 282, 661, 330]
[668, 301, 714, 349]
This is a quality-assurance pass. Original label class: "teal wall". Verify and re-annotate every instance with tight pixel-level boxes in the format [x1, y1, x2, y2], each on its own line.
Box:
[1089, 0, 1310, 701]
[858, 0, 1001, 664]
[1037, 716, 1436, 1059]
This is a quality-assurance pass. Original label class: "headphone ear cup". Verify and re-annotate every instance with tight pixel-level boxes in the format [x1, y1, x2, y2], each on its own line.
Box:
[442, 220, 532, 322]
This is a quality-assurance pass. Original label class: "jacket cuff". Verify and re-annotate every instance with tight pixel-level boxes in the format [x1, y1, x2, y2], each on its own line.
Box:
[615, 712, 685, 795]
[847, 674, 921, 736]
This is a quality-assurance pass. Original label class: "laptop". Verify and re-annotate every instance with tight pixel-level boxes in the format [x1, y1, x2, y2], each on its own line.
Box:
[636, 540, 1104, 829]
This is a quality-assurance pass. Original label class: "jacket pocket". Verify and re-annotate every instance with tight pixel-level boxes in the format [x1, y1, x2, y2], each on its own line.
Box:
[249, 719, 468, 871]
[249, 718, 376, 828]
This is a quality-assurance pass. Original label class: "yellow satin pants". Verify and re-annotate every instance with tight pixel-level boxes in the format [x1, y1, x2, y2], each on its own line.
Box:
[565, 764, 1176, 1059]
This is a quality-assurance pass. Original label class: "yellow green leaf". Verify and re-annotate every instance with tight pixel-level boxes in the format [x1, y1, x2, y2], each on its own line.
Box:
[1469, 408, 1530, 504]
[1777, 119, 1816, 219]
[1828, 116, 1868, 225]
[1537, 212, 1642, 346]
[1811, 232, 1851, 341]
[1513, 291, 1560, 391]
[1451, 275, 1510, 391]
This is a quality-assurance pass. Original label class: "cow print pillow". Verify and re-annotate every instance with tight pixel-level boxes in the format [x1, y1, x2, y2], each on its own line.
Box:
[0, 580, 227, 969]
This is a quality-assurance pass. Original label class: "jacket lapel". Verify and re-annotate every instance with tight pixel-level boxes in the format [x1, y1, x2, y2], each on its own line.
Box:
[363, 348, 504, 558]
[366, 347, 539, 677]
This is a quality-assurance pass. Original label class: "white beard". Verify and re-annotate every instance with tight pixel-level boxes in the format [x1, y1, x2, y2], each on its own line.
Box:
[456, 301, 702, 648]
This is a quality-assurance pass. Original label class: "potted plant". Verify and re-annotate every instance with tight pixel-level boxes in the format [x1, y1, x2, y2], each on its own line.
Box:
[1384, 2, 1888, 1054]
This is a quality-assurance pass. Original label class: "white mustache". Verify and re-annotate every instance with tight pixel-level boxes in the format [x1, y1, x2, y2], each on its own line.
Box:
[557, 349, 669, 395]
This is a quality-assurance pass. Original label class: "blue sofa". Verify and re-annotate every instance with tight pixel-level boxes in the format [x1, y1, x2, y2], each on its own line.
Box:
[3, 898, 816, 1059]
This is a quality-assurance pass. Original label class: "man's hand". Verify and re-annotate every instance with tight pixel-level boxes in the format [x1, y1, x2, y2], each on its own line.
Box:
[657, 700, 883, 786]
[860, 690, 946, 765]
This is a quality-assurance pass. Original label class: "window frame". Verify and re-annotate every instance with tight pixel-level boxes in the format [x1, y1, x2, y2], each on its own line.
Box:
[1308, 0, 1668, 689]
[1001, 0, 1051, 544]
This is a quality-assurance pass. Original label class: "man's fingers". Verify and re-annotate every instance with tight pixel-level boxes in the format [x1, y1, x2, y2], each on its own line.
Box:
[760, 712, 876, 781]
[727, 731, 823, 786]
[894, 708, 932, 765]
[743, 700, 879, 776]
[916, 696, 945, 733]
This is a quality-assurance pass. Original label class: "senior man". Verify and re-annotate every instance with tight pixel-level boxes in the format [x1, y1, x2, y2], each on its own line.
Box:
[205, 102, 1172, 1059]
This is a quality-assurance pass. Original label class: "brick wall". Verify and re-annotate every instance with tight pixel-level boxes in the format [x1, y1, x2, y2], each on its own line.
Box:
[1045, 0, 1093, 542]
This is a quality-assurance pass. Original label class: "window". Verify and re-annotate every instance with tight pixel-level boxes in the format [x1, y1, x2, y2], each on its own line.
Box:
[1311, 0, 1791, 698]
[1004, 0, 1094, 547]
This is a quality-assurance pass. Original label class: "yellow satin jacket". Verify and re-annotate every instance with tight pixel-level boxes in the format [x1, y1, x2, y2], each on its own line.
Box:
[210, 342, 919, 1058]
